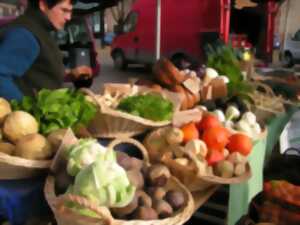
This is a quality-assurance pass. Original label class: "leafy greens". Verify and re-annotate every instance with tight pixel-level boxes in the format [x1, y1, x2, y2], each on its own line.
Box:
[117, 93, 173, 121]
[11, 88, 97, 135]
[205, 42, 253, 97]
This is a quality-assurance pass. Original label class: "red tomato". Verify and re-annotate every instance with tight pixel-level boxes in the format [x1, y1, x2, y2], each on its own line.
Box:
[197, 114, 220, 132]
[202, 126, 230, 152]
[227, 133, 252, 156]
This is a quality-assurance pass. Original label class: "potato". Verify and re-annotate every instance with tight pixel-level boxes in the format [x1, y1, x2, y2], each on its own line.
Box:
[3, 111, 38, 143]
[15, 133, 52, 160]
[215, 160, 234, 178]
[234, 163, 246, 176]
[0, 98, 11, 125]
[47, 128, 68, 152]
[165, 127, 184, 145]
[0, 142, 15, 155]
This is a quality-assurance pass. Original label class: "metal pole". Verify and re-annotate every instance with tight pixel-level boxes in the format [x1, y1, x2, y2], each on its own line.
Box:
[155, 0, 161, 60]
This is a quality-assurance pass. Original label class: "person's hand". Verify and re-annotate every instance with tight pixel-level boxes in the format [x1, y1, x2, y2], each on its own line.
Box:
[70, 65, 93, 79]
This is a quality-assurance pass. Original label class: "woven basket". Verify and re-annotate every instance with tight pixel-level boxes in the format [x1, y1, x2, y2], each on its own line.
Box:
[246, 82, 285, 123]
[0, 152, 51, 179]
[44, 138, 195, 225]
[0, 129, 76, 180]
[81, 84, 182, 138]
[144, 128, 252, 192]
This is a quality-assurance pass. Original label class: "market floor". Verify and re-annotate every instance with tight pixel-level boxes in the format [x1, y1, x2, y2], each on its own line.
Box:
[90, 46, 151, 93]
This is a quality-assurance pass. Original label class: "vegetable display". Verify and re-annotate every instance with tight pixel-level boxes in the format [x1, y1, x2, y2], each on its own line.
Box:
[145, 113, 255, 180]
[205, 43, 252, 97]
[0, 100, 61, 160]
[65, 139, 110, 176]
[62, 139, 136, 217]
[117, 94, 174, 121]
[113, 152, 187, 220]
[52, 137, 188, 221]
[11, 88, 97, 135]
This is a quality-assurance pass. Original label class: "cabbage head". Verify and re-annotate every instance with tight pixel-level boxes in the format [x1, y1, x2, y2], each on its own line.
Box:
[65, 139, 111, 176]
[69, 155, 136, 208]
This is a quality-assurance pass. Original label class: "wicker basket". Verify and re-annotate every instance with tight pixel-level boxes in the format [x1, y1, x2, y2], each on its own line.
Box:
[44, 138, 195, 225]
[81, 84, 182, 138]
[246, 82, 285, 123]
[144, 128, 252, 192]
[0, 152, 51, 179]
[0, 129, 78, 180]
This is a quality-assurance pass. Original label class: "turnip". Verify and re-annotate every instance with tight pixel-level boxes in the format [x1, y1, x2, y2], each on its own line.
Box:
[15, 133, 52, 160]
[0, 98, 11, 124]
[0, 142, 15, 155]
[3, 111, 38, 143]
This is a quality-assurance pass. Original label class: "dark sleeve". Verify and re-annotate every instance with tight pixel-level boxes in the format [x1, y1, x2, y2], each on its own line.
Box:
[0, 27, 40, 101]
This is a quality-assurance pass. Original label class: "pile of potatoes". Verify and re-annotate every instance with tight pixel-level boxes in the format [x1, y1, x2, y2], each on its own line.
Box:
[0, 98, 66, 160]
[113, 151, 187, 220]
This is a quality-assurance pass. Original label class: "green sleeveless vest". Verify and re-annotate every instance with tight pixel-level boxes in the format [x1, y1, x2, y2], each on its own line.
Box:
[9, 7, 65, 96]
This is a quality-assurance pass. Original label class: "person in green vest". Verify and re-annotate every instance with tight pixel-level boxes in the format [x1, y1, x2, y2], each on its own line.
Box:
[0, 0, 92, 100]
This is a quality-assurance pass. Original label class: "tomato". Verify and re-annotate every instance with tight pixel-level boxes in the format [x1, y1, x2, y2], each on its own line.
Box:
[227, 133, 252, 156]
[197, 114, 220, 132]
[202, 126, 230, 152]
[181, 122, 199, 143]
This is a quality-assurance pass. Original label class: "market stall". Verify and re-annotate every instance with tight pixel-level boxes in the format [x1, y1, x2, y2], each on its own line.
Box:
[0, 34, 299, 225]
[2, 0, 300, 223]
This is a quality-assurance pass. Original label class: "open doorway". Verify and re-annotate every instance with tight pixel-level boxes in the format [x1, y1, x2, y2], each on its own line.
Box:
[230, 3, 266, 58]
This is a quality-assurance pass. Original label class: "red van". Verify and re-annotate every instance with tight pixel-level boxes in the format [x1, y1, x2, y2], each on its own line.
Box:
[111, 0, 280, 69]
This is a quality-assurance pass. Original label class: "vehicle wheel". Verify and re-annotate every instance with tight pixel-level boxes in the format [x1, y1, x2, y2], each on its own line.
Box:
[283, 52, 294, 68]
[113, 51, 127, 70]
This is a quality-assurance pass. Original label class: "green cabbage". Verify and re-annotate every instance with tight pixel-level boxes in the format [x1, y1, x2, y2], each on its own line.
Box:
[69, 154, 136, 208]
[65, 139, 111, 176]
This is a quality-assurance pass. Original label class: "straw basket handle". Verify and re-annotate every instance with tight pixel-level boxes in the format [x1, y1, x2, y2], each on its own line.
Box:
[248, 81, 275, 97]
[45, 176, 113, 224]
[108, 138, 150, 166]
[80, 88, 107, 110]
[56, 194, 113, 225]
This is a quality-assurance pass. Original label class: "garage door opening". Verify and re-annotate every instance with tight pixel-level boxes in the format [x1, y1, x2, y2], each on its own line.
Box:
[230, 5, 266, 58]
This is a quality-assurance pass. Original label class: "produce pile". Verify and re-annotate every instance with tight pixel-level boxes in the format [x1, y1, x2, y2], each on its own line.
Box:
[12, 88, 97, 134]
[116, 94, 174, 122]
[91, 85, 176, 123]
[0, 97, 56, 160]
[149, 58, 229, 110]
[52, 138, 189, 221]
[0, 88, 97, 161]
[1, 43, 292, 225]
[145, 113, 254, 181]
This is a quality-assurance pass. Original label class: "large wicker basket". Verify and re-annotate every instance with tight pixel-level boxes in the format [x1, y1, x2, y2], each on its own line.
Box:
[246, 82, 286, 123]
[44, 138, 195, 225]
[0, 152, 51, 179]
[144, 128, 253, 192]
[81, 84, 182, 138]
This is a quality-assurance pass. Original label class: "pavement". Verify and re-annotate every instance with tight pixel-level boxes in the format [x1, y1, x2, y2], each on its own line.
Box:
[90, 46, 150, 93]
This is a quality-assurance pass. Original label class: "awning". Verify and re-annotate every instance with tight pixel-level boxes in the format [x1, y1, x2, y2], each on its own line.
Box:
[74, 0, 120, 14]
